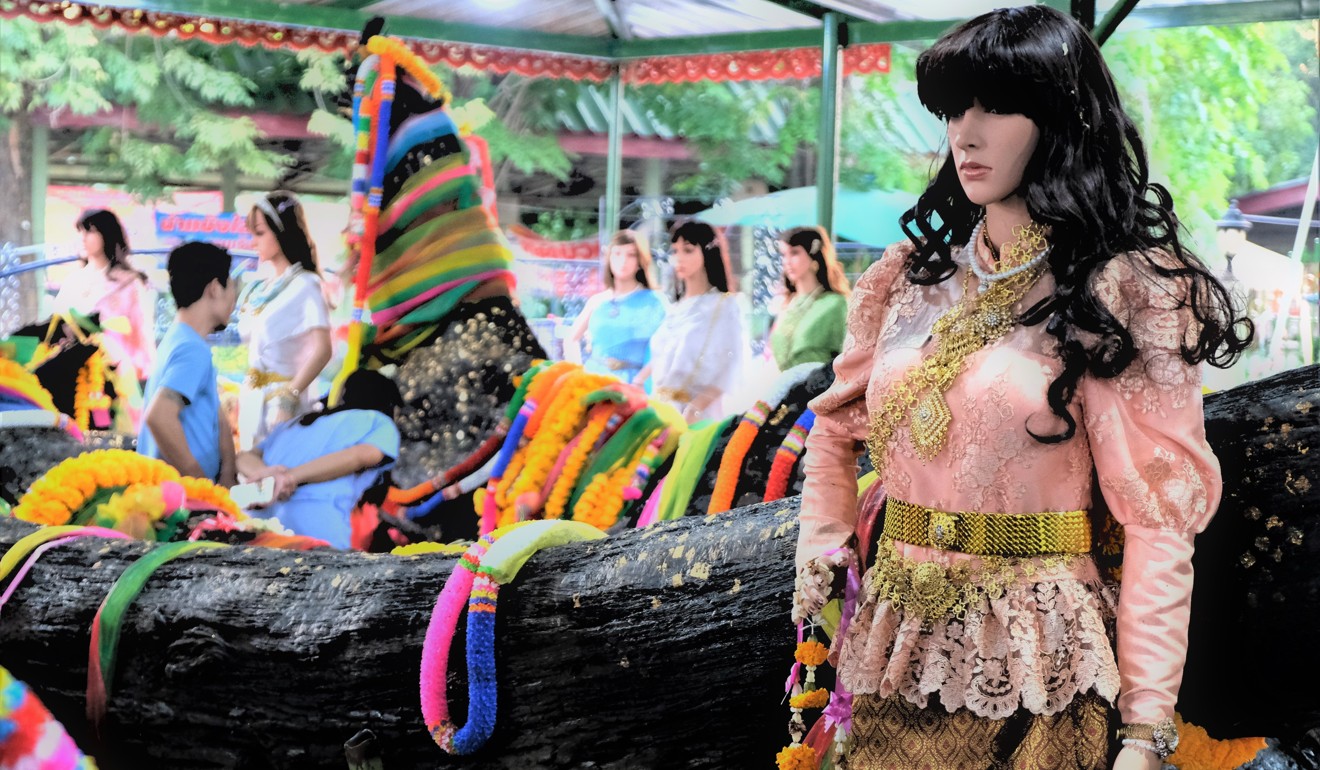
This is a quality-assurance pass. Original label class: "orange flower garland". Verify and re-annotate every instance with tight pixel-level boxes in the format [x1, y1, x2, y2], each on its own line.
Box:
[1166, 715, 1267, 770]
[707, 401, 769, 514]
[0, 357, 58, 413]
[365, 36, 448, 101]
[794, 640, 828, 666]
[543, 404, 616, 520]
[12, 449, 180, 526]
[178, 477, 243, 519]
[775, 744, 816, 770]
[788, 688, 829, 710]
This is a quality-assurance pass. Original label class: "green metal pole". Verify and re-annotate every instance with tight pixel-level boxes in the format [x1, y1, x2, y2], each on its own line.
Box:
[604, 65, 623, 238]
[816, 12, 842, 238]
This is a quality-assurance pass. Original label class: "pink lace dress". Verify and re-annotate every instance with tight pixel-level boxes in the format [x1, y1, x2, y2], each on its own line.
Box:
[797, 239, 1220, 726]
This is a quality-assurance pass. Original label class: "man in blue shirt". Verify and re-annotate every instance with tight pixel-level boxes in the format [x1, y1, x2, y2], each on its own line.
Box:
[138, 242, 237, 483]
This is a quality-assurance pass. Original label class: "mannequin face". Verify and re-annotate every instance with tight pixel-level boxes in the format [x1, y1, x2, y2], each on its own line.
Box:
[250, 213, 285, 267]
[779, 242, 815, 287]
[81, 228, 105, 262]
[671, 238, 706, 283]
[947, 99, 1040, 207]
[608, 243, 640, 285]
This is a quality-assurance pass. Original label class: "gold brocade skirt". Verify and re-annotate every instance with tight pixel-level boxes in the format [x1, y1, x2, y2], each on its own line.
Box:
[849, 691, 1116, 770]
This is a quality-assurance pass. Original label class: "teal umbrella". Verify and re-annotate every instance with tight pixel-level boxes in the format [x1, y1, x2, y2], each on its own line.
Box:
[695, 186, 918, 247]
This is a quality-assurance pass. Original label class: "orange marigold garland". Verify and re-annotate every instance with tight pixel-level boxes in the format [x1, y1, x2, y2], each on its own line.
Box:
[776, 744, 817, 770]
[12, 449, 180, 527]
[707, 400, 769, 514]
[1165, 715, 1267, 770]
[177, 477, 242, 519]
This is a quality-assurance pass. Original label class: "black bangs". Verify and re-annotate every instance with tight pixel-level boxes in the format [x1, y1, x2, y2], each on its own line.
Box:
[916, 5, 1072, 124]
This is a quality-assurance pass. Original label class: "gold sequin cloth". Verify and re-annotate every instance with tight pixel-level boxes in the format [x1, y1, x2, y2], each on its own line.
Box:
[849, 691, 1114, 770]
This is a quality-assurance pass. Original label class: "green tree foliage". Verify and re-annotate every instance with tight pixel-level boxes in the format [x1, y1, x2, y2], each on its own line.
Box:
[1105, 21, 1317, 248]
[0, 17, 304, 199]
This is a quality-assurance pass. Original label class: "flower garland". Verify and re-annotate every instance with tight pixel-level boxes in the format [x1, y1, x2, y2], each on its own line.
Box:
[72, 348, 111, 433]
[178, 477, 242, 519]
[707, 401, 768, 514]
[569, 405, 673, 529]
[542, 403, 617, 520]
[500, 371, 610, 527]
[1165, 715, 1267, 770]
[764, 410, 816, 503]
[12, 449, 180, 527]
[420, 520, 604, 755]
[365, 35, 448, 102]
[709, 363, 818, 514]
[779, 547, 860, 770]
[0, 357, 58, 413]
[490, 362, 576, 513]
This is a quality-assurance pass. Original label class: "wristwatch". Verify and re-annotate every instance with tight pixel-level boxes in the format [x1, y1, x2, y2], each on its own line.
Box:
[1117, 717, 1179, 759]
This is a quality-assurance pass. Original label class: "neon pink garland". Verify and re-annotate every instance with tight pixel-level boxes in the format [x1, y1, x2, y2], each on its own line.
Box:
[420, 532, 495, 751]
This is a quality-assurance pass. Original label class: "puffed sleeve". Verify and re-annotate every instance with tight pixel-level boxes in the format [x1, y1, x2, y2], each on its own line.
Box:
[797, 243, 910, 569]
[1078, 252, 1223, 725]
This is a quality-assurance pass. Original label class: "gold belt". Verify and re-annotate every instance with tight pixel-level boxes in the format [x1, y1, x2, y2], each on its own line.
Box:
[245, 369, 292, 389]
[654, 386, 692, 404]
[884, 498, 1091, 556]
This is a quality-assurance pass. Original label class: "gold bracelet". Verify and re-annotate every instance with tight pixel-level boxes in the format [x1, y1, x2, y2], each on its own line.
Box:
[1116, 718, 1178, 759]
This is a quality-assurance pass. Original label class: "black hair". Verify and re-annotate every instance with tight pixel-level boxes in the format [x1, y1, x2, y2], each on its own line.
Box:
[299, 369, 403, 427]
[670, 221, 730, 295]
[778, 225, 851, 297]
[900, 4, 1251, 442]
[167, 241, 231, 309]
[247, 191, 320, 276]
[76, 209, 146, 283]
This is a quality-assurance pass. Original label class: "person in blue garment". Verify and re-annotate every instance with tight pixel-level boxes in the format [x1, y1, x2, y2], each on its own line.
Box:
[235, 369, 403, 549]
[564, 230, 667, 388]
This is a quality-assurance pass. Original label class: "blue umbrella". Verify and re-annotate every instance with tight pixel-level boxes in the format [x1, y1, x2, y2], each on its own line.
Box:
[695, 185, 918, 246]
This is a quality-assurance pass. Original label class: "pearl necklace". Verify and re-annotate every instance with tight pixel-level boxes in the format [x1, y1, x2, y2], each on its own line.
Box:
[966, 220, 1051, 292]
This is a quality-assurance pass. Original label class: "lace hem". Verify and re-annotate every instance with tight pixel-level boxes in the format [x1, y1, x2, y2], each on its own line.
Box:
[836, 546, 1120, 719]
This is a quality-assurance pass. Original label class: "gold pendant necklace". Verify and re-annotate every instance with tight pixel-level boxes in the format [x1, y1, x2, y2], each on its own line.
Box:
[866, 223, 1048, 473]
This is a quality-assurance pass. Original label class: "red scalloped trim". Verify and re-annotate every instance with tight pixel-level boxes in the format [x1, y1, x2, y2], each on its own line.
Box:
[2, 2, 889, 85]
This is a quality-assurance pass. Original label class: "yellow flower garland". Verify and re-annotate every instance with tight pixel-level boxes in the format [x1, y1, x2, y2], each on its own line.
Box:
[571, 440, 650, 531]
[0, 357, 58, 413]
[543, 405, 616, 521]
[501, 371, 611, 526]
[12, 450, 180, 526]
[73, 348, 111, 433]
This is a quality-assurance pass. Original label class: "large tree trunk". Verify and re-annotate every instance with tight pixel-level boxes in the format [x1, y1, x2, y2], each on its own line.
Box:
[0, 367, 1314, 769]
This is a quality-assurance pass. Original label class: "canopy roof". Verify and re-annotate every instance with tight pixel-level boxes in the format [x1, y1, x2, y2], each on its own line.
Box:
[4, 0, 1312, 84]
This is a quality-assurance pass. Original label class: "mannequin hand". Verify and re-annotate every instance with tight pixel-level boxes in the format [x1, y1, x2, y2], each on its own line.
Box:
[1112, 745, 1162, 770]
[791, 550, 851, 623]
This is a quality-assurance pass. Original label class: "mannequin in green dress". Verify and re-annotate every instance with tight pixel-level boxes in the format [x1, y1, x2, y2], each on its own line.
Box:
[769, 226, 851, 371]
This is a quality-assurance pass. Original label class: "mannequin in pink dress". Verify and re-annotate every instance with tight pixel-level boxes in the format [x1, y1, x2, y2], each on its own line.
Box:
[792, 7, 1252, 770]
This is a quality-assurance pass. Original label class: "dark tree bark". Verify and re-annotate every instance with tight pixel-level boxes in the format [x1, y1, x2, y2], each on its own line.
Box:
[0, 366, 1314, 769]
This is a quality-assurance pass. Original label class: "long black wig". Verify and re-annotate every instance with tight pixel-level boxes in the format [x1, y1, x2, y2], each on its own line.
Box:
[899, 4, 1252, 442]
